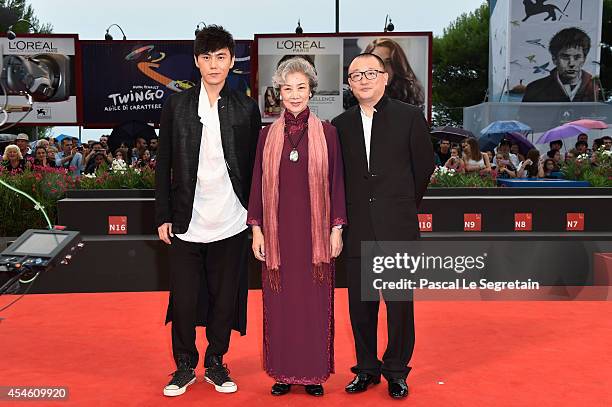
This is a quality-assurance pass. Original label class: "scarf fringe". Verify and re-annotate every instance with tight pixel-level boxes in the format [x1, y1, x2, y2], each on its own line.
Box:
[266, 262, 333, 292]
[267, 267, 281, 293]
[313, 262, 332, 286]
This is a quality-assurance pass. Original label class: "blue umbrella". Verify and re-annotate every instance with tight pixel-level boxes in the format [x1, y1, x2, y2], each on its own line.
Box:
[480, 120, 532, 136]
[54, 134, 71, 142]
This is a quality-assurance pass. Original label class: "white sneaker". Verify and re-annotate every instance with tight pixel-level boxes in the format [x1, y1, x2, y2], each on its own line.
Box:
[204, 363, 238, 393]
[163, 368, 196, 397]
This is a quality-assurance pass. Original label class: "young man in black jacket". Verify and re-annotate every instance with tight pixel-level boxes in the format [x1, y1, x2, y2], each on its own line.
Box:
[155, 25, 261, 397]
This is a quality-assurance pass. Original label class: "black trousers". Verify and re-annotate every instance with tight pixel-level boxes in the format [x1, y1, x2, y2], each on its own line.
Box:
[169, 229, 248, 369]
[346, 256, 415, 380]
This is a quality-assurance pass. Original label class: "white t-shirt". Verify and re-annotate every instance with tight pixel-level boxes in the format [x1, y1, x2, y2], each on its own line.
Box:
[360, 106, 377, 169]
[176, 84, 247, 243]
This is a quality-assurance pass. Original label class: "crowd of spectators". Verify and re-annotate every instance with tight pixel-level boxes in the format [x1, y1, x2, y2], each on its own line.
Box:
[3, 129, 610, 184]
[0, 133, 158, 176]
[433, 132, 612, 180]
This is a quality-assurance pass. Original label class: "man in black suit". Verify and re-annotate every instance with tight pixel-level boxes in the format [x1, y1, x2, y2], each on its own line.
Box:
[332, 53, 434, 399]
[155, 25, 261, 397]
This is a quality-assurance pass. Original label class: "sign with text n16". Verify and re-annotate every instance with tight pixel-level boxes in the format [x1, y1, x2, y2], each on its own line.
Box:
[79, 40, 252, 128]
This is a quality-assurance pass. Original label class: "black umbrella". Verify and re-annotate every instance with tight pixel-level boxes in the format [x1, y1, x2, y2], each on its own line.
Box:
[430, 126, 473, 144]
[108, 120, 157, 153]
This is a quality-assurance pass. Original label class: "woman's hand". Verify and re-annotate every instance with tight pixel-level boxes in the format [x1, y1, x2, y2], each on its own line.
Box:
[252, 226, 266, 262]
[330, 228, 343, 258]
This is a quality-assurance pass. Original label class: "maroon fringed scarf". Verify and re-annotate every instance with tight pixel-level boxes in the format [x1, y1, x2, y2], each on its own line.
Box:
[261, 109, 331, 291]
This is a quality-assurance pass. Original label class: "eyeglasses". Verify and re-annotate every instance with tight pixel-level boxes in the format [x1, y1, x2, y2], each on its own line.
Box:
[348, 69, 385, 82]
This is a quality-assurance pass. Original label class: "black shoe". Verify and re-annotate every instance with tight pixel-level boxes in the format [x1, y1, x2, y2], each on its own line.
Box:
[345, 373, 381, 393]
[388, 378, 409, 399]
[305, 384, 324, 396]
[163, 364, 196, 397]
[204, 355, 237, 393]
[271, 382, 291, 396]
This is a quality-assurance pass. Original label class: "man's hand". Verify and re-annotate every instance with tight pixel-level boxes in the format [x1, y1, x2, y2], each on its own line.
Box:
[330, 228, 343, 258]
[158, 223, 173, 245]
[251, 226, 265, 261]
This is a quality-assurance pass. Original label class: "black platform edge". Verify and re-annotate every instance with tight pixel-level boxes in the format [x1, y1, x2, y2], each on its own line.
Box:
[65, 189, 155, 199]
[45, 233, 612, 242]
[425, 187, 612, 197]
[63, 187, 612, 200]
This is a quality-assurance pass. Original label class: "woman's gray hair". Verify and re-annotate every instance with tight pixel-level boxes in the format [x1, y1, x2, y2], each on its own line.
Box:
[272, 57, 318, 94]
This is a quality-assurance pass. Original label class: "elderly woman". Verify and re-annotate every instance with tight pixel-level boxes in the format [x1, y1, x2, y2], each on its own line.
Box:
[1, 144, 30, 173]
[247, 57, 347, 397]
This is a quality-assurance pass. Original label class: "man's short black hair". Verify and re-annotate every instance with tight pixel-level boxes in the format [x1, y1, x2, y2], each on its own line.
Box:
[575, 140, 588, 148]
[549, 139, 563, 148]
[499, 139, 512, 147]
[193, 25, 235, 57]
[91, 142, 103, 149]
[353, 52, 386, 71]
[549, 27, 591, 59]
[601, 136, 612, 142]
[546, 149, 558, 158]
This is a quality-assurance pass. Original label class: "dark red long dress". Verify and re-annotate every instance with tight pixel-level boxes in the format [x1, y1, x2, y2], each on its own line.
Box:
[247, 108, 346, 384]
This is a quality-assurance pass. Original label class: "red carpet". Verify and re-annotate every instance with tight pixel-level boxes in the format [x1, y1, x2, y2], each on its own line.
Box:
[0, 290, 610, 406]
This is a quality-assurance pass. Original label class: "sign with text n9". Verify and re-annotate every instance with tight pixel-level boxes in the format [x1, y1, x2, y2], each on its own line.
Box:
[254, 33, 432, 123]
[464, 213, 482, 232]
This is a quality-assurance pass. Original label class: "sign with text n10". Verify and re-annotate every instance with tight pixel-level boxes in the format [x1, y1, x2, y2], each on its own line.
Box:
[418, 214, 433, 232]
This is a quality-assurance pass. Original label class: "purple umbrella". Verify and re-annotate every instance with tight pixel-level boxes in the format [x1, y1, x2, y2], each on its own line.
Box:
[505, 132, 536, 156]
[536, 124, 589, 144]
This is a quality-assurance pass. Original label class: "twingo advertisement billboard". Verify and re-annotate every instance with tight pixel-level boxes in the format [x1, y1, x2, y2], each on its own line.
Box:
[79, 40, 252, 128]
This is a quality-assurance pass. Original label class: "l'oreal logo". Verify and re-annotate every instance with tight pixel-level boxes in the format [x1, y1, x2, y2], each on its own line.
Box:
[8, 40, 57, 52]
[276, 40, 325, 51]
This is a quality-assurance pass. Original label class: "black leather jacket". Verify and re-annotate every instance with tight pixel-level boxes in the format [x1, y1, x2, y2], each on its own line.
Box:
[155, 82, 262, 233]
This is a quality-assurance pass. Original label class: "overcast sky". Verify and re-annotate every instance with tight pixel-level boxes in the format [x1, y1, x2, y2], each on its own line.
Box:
[28, 0, 486, 140]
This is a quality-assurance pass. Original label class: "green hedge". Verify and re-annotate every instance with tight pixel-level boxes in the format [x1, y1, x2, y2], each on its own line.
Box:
[0, 164, 154, 236]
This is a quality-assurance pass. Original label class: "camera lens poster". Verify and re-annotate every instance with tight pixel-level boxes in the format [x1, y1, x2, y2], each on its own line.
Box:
[255, 33, 432, 123]
[80, 40, 252, 128]
[490, 0, 603, 102]
[0, 34, 79, 125]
